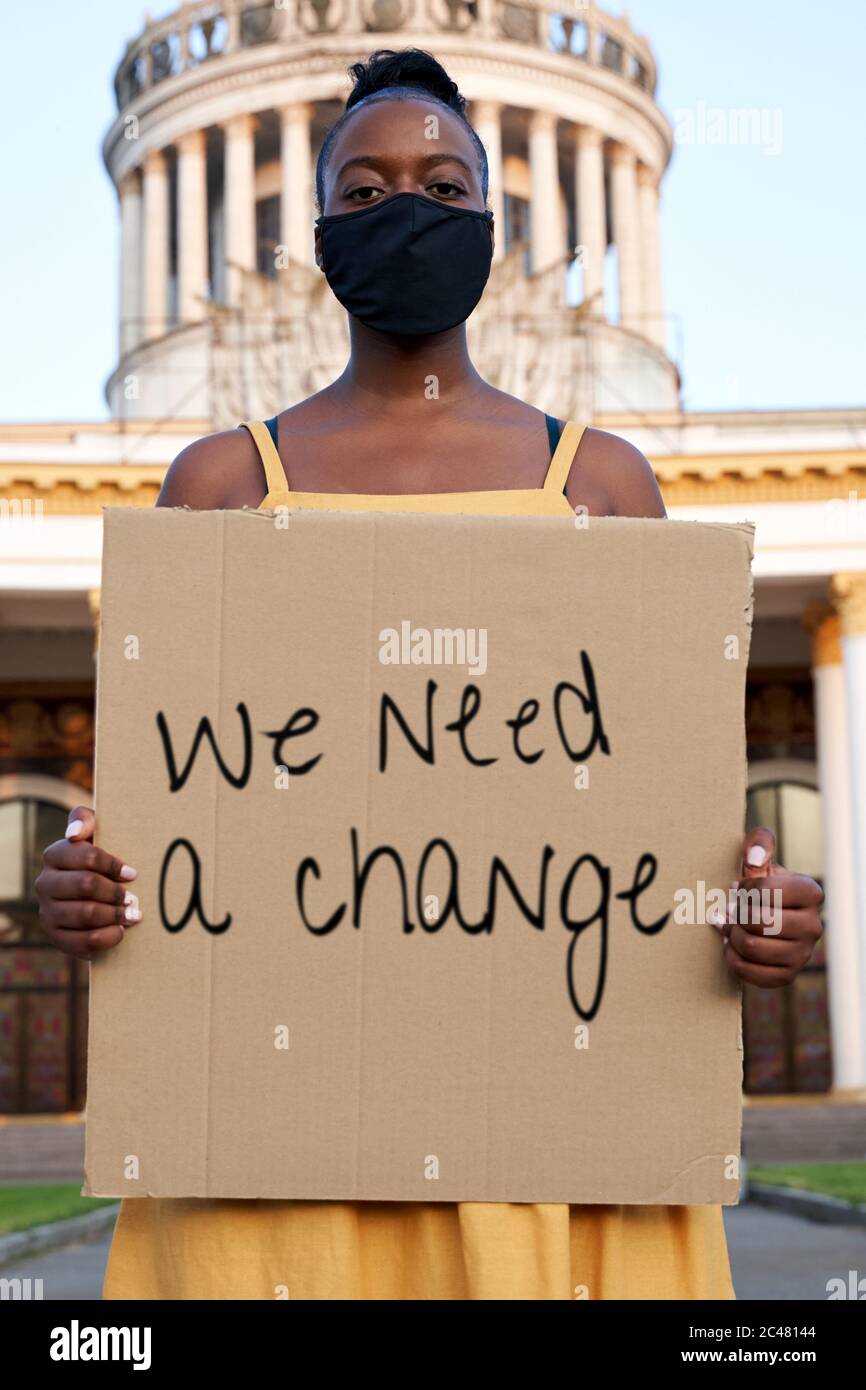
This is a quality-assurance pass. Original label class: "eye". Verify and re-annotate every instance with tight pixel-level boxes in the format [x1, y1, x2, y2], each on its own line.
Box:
[345, 185, 384, 203]
[428, 180, 466, 199]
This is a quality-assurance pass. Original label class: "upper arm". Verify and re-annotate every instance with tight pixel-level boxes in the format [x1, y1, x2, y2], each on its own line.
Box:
[565, 427, 667, 519]
[157, 428, 266, 510]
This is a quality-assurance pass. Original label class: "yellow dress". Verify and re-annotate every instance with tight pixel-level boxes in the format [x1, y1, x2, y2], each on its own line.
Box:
[102, 419, 735, 1301]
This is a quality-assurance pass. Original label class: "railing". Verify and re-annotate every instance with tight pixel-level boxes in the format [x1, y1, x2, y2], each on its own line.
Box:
[112, 0, 657, 109]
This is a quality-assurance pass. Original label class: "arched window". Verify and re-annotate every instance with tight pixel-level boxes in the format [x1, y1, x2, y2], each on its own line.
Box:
[743, 762, 828, 1094]
[0, 780, 89, 1114]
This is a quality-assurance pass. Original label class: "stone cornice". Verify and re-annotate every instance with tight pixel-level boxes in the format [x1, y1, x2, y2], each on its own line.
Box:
[104, 37, 673, 184]
[0, 421, 211, 443]
[0, 465, 164, 514]
[650, 448, 866, 484]
[658, 468, 866, 507]
[4, 456, 866, 515]
[598, 408, 866, 431]
[110, 0, 659, 114]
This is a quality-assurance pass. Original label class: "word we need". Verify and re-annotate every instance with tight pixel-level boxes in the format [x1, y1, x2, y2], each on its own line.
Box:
[154, 653, 670, 1020]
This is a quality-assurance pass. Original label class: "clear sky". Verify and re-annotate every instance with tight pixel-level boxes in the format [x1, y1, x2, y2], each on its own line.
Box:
[1, 0, 863, 420]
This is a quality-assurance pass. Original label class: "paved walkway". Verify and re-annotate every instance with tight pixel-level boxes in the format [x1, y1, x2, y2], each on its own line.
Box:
[742, 1103, 866, 1164]
[3, 1203, 865, 1300]
[0, 1120, 85, 1183]
[3, 1233, 108, 1300]
[724, 1203, 866, 1300]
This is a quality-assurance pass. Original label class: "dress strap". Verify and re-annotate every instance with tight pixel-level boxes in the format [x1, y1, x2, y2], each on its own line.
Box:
[543, 421, 586, 496]
[240, 419, 289, 496]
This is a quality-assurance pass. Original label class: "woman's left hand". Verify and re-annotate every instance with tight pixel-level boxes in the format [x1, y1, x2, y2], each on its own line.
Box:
[718, 827, 824, 988]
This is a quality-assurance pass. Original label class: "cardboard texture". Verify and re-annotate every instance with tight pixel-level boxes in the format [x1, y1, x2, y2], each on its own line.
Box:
[85, 508, 754, 1204]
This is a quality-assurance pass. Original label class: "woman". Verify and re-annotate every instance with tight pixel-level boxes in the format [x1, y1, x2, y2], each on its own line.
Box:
[36, 49, 823, 1300]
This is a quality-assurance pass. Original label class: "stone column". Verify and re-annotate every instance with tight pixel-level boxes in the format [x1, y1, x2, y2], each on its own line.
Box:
[807, 606, 864, 1089]
[177, 130, 209, 321]
[637, 163, 665, 350]
[141, 149, 169, 341]
[608, 142, 642, 331]
[118, 171, 142, 354]
[279, 103, 314, 268]
[226, 4, 241, 51]
[275, 0, 300, 37]
[832, 573, 866, 1085]
[472, 101, 504, 262]
[223, 113, 257, 303]
[528, 109, 566, 274]
[574, 126, 606, 313]
[475, 0, 496, 39]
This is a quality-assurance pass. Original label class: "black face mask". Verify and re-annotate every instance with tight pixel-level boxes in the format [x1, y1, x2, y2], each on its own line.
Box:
[316, 192, 494, 337]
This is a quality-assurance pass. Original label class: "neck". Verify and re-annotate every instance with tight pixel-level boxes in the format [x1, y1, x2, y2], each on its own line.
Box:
[332, 320, 488, 414]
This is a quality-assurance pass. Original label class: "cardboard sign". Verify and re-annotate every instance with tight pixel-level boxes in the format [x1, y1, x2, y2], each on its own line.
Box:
[84, 508, 753, 1204]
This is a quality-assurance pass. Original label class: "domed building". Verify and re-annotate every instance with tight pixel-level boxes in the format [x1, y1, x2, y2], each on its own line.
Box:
[103, 0, 678, 427]
[1, 0, 866, 1128]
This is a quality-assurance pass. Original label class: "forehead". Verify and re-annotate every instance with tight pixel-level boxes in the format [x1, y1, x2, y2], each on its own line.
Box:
[326, 95, 479, 175]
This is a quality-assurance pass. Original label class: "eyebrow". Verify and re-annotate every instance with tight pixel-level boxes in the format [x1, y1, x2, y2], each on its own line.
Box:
[335, 152, 476, 181]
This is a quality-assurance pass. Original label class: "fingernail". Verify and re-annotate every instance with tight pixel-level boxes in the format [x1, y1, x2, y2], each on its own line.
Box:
[119, 865, 138, 881]
[123, 891, 136, 906]
[746, 846, 767, 867]
[124, 906, 142, 924]
[66, 819, 84, 839]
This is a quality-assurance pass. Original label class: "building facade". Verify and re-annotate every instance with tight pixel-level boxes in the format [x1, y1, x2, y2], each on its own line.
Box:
[1, 0, 865, 1111]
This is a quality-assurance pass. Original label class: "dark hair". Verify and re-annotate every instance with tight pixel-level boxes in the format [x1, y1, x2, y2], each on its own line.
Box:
[315, 49, 489, 210]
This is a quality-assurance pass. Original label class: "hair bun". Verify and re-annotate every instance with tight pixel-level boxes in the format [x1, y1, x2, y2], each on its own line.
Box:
[315, 46, 487, 209]
[346, 48, 466, 117]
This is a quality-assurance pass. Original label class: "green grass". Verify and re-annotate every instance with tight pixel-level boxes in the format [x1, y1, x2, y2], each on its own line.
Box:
[749, 1163, 866, 1206]
[0, 1183, 117, 1238]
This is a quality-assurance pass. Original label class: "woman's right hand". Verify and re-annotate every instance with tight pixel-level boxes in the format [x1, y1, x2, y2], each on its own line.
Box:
[35, 806, 140, 959]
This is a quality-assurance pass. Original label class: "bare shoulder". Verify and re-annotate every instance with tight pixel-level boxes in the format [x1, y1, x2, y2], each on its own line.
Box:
[566, 425, 666, 519]
[157, 427, 267, 510]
